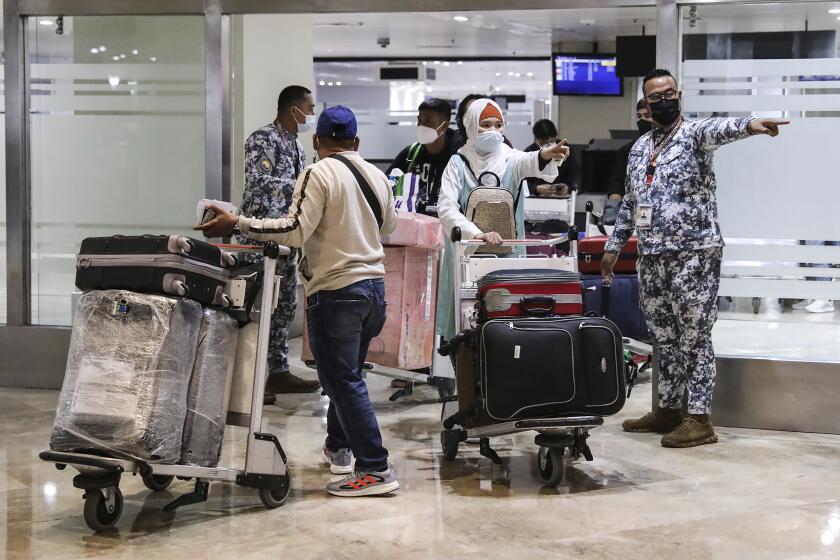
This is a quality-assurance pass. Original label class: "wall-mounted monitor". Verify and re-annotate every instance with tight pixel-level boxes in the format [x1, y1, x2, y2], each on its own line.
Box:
[552, 54, 622, 97]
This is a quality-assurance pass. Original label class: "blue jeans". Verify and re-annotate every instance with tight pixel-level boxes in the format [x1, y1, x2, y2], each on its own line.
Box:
[306, 278, 389, 471]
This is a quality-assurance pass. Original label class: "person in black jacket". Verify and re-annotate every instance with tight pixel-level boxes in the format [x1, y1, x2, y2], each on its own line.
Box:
[523, 119, 579, 196]
[386, 98, 457, 215]
[603, 99, 653, 223]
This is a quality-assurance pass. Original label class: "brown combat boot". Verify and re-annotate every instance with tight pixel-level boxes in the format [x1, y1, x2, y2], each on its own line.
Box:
[622, 407, 683, 434]
[661, 414, 719, 448]
[263, 370, 321, 405]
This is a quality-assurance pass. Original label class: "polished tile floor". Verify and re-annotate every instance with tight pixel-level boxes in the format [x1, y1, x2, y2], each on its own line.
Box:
[3, 344, 840, 559]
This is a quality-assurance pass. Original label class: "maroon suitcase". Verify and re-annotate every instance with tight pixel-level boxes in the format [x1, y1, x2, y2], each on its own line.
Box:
[525, 233, 556, 257]
[476, 269, 583, 320]
[578, 235, 638, 274]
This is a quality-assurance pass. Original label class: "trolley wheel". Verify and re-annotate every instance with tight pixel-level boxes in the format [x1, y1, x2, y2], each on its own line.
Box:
[537, 447, 566, 486]
[142, 474, 174, 492]
[258, 473, 291, 509]
[440, 430, 460, 461]
[83, 487, 123, 532]
[436, 378, 456, 401]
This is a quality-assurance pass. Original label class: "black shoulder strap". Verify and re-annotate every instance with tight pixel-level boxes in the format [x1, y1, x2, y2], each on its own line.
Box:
[514, 180, 525, 212]
[456, 153, 478, 182]
[330, 154, 384, 230]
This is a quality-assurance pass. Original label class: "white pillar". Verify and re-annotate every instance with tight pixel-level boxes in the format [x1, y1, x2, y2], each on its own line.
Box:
[231, 14, 315, 205]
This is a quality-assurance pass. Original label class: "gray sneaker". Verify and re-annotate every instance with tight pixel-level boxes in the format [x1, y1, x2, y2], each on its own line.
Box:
[326, 468, 399, 497]
[322, 447, 353, 475]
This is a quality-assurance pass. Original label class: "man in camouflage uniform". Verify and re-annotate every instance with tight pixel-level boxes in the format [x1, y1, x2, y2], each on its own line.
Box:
[240, 85, 321, 402]
[602, 68, 788, 447]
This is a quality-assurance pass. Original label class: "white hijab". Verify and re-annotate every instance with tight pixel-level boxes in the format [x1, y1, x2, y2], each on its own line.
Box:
[457, 98, 512, 183]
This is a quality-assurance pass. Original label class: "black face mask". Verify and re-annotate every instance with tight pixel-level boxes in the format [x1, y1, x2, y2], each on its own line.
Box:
[649, 98, 681, 127]
[636, 119, 653, 134]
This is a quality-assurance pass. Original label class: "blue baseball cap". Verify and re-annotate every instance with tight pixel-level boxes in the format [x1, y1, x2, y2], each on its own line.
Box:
[316, 105, 357, 139]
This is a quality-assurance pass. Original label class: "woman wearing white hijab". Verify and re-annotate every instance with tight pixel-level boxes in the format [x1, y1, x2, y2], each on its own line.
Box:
[435, 98, 570, 341]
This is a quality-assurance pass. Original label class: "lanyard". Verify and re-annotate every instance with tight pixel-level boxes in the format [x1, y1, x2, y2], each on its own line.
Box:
[645, 117, 683, 185]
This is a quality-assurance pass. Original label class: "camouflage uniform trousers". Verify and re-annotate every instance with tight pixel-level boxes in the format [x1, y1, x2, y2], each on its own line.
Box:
[239, 245, 299, 374]
[638, 247, 723, 415]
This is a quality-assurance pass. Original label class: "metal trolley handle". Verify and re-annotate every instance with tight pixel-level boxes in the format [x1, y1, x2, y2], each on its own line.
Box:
[453, 226, 579, 257]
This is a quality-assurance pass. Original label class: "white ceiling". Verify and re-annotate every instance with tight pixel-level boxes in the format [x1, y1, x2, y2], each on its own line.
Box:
[312, 4, 840, 58]
[312, 8, 658, 57]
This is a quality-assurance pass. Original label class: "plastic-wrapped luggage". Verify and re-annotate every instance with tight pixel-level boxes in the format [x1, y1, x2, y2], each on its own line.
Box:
[50, 290, 202, 463]
[181, 309, 240, 467]
[303, 212, 444, 369]
[380, 211, 444, 249]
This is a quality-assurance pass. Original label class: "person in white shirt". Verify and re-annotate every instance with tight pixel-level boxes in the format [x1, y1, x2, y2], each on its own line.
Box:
[435, 98, 571, 342]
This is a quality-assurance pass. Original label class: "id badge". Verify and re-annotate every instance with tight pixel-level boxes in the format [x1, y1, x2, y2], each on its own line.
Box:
[635, 204, 653, 229]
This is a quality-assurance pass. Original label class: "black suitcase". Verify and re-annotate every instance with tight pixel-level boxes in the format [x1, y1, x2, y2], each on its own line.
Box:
[457, 316, 625, 425]
[76, 235, 237, 307]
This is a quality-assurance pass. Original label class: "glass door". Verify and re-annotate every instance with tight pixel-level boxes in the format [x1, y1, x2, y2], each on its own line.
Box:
[27, 15, 206, 325]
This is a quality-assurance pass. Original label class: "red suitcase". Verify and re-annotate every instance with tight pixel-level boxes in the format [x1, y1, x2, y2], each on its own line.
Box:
[578, 235, 638, 274]
[476, 269, 583, 320]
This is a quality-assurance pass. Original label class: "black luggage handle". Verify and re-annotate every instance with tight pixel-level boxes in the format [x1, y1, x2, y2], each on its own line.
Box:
[520, 295, 555, 317]
[601, 283, 611, 317]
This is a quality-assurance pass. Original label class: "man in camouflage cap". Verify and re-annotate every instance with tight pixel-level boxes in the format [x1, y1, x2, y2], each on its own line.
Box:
[602, 68, 788, 448]
[240, 85, 321, 402]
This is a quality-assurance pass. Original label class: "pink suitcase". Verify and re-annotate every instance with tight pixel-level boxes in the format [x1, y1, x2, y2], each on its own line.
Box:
[380, 212, 444, 250]
[301, 246, 439, 370]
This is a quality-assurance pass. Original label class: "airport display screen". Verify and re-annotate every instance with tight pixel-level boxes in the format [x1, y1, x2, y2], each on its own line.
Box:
[552, 54, 622, 96]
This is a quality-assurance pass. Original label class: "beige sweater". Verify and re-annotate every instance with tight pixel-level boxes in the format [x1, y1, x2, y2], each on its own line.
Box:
[238, 151, 398, 296]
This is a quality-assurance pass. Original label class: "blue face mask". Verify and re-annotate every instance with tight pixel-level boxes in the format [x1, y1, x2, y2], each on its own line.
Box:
[474, 130, 504, 154]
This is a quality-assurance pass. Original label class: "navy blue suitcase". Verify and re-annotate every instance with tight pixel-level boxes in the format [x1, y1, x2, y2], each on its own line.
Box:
[582, 274, 651, 342]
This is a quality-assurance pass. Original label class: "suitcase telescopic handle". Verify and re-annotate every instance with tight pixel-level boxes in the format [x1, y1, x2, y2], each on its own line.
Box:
[521, 295, 555, 317]
[601, 283, 611, 317]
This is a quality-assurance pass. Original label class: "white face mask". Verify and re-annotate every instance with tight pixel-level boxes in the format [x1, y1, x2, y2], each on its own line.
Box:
[294, 107, 317, 133]
[474, 130, 504, 154]
[417, 123, 444, 145]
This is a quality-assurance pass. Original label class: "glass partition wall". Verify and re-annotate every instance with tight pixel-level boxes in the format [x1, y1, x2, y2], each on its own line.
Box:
[678, 2, 840, 363]
[27, 15, 206, 325]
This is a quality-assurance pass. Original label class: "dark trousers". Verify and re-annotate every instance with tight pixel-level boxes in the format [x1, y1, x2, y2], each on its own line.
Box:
[306, 278, 389, 471]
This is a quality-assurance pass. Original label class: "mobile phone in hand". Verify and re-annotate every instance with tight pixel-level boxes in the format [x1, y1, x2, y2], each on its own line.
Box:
[201, 208, 216, 225]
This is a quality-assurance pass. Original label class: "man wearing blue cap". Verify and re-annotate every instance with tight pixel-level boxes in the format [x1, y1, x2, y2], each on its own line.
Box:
[198, 106, 400, 497]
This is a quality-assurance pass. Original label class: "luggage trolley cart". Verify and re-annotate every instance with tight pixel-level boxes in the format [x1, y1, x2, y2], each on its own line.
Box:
[439, 227, 606, 486]
[39, 242, 292, 532]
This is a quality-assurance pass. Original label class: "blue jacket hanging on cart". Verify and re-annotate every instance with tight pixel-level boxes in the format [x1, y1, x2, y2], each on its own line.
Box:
[436, 99, 566, 341]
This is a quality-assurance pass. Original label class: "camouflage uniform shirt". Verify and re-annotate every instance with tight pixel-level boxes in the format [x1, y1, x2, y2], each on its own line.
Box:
[606, 117, 756, 255]
[241, 122, 306, 222]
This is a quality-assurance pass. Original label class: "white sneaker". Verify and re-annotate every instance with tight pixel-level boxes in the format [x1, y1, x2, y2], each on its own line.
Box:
[792, 299, 814, 310]
[326, 468, 399, 497]
[805, 300, 836, 313]
[322, 447, 353, 475]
